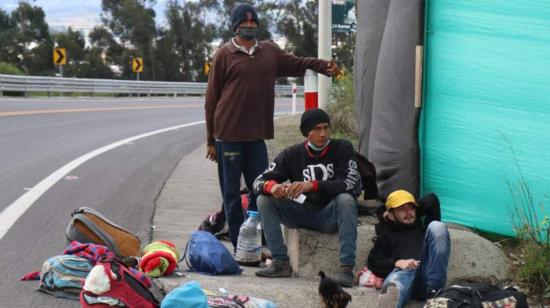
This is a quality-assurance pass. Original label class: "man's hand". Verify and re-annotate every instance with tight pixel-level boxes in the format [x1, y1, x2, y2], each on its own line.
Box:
[270, 183, 289, 199]
[395, 259, 420, 270]
[286, 181, 313, 199]
[206, 145, 216, 162]
[326, 59, 341, 77]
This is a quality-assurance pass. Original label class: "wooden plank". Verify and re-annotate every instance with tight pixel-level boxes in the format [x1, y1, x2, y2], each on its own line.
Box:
[415, 45, 423, 108]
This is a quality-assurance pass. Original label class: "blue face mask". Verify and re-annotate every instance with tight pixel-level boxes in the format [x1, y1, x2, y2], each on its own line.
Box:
[237, 27, 258, 41]
[307, 139, 330, 151]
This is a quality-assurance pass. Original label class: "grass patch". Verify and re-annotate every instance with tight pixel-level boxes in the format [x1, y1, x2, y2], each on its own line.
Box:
[505, 137, 550, 303]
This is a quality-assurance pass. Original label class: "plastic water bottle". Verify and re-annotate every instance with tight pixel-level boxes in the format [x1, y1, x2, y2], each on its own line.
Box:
[235, 211, 262, 266]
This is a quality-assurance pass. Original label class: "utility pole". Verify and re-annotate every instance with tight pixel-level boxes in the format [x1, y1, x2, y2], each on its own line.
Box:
[318, 0, 332, 109]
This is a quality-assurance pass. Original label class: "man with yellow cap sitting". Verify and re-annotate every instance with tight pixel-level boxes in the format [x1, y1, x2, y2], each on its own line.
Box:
[367, 190, 450, 308]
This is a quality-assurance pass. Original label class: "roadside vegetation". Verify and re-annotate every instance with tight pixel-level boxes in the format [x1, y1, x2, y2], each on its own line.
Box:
[0, 62, 23, 75]
[506, 158, 550, 303]
[326, 72, 358, 148]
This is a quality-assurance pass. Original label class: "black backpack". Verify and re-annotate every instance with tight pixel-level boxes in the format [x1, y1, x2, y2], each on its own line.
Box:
[425, 282, 528, 308]
[355, 151, 378, 200]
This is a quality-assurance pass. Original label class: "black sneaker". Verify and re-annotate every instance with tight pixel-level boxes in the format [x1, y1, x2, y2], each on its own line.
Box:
[334, 267, 354, 288]
[255, 259, 292, 278]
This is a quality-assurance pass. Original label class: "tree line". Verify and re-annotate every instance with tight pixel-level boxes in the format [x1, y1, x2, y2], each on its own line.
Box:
[0, 0, 355, 82]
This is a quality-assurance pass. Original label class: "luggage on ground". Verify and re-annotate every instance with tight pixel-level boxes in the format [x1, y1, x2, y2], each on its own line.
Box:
[181, 231, 242, 275]
[161, 281, 208, 308]
[38, 254, 93, 300]
[139, 240, 180, 277]
[424, 282, 528, 308]
[80, 258, 159, 308]
[198, 208, 226, 235]
[66, 207, 141, 257]
[198, 188, 250, 235]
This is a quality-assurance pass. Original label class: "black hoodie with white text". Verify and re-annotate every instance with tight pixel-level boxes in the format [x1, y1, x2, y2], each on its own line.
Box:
[253, 139, 361, 207]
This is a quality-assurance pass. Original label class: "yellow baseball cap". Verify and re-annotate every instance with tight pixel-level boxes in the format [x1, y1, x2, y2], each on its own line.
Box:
[385, 190, 418, 210]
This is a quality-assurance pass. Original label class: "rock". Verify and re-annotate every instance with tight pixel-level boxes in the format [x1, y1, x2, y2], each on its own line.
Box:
[284, 224, 374, 278]
[285, 224, 510, 283]
[447, 228, 510, 283]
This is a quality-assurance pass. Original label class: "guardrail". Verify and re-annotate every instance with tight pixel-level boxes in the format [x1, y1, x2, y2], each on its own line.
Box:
[0, 74, 304, 97]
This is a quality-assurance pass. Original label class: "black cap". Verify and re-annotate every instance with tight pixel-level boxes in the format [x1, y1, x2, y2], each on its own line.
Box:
[300, 109, 331, 137]
[231, 3, 259, 31]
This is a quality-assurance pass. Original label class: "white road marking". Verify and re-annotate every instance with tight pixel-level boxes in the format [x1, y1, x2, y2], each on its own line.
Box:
[0, 120, 205, 240]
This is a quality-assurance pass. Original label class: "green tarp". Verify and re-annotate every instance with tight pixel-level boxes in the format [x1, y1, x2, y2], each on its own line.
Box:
[421, 1, 550, 236]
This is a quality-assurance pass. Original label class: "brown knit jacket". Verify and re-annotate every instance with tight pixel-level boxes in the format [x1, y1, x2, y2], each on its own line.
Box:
[205, 40, 330, 145]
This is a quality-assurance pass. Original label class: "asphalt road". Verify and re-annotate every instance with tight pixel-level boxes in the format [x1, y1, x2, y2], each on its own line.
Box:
[0, 96, 296, 307]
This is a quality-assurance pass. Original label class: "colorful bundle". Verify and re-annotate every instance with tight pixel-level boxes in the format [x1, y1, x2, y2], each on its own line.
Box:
[139, 240, 180, 277]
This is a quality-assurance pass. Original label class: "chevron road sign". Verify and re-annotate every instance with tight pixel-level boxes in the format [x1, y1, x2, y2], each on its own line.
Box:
[132, 57, 143, 73]
[53, 48, 66, 65]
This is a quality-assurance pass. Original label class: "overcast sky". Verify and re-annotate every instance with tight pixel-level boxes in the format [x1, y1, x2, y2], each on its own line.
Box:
[0, 0, 170, 35]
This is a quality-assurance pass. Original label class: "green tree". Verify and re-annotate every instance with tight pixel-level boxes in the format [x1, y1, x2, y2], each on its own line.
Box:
[0, 62, 23, 75]
[0, 9, 18, 66]
[78, 47, 114, 79]
[101, 0, 157, 79]
[276, 0, 318, 58]
[89, 26, 125, 74]
[155, 0, 216, 81]
[333, 31, 355, 72]
[51, 27, 86, 77]
[9, 1, 53, 75]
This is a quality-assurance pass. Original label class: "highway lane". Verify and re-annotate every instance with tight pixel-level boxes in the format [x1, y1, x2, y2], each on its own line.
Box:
[0, 96, 297, 307]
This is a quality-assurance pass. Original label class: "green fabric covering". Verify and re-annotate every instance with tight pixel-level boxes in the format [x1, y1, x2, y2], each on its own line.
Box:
[421, 0, 550, 236]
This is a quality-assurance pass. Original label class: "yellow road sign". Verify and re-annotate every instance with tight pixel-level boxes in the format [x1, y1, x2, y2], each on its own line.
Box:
[132, 57, 143, 73]
[53, 48, 66, 65]
[204, 63, 211, 75]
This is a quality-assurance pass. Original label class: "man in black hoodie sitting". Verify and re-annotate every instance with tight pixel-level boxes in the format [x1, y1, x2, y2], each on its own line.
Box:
[253, 109, 361, 287]
[368, 190, 451, 308]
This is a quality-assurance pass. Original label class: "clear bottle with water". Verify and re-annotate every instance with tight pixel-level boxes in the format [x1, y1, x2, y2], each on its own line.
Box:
[235, 211, 262, 266]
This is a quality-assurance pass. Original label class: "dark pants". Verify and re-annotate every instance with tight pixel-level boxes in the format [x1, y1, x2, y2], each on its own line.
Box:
[215, 140, 268, 248]
[258, 193, 358, 266]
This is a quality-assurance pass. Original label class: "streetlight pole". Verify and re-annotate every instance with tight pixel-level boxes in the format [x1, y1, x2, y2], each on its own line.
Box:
[318, 0, 332, 109]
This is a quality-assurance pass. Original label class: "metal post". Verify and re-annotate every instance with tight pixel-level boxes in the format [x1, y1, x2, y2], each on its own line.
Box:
[318, 0, 332, 109]
[137, 72, 140, 81]
[59, 65, 63, 78]
[291, 83, 297, 115]
[304, 69, 318, 111]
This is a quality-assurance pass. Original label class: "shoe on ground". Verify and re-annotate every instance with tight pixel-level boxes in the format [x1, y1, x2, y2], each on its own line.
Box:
[377, 283, 399, 308]
[255, 259, 292, 278]
[334, 266, 354, 288]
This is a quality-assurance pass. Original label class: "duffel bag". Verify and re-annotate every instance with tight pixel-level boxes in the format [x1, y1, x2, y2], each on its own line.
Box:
[66, 207, 141, 257]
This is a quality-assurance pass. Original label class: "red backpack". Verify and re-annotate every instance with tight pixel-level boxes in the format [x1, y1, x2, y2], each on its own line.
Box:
[80, 258, 159, 308]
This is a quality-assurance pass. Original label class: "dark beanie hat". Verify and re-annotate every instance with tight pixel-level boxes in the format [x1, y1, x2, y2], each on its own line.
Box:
[300, 109, 331, 137]
[231, 3, 259, 31]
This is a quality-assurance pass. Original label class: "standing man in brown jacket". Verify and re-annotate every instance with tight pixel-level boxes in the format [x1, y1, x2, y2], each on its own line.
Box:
[205, 2, 340, 250]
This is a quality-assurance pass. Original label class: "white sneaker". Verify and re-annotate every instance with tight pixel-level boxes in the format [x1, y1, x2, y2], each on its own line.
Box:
[377, 283, 399, 308]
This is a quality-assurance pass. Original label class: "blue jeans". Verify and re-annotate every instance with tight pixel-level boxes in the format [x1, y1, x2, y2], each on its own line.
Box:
[257, 193, 358, 266]
[381, 221, 451, 308]
[216, 140, 268, 248]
